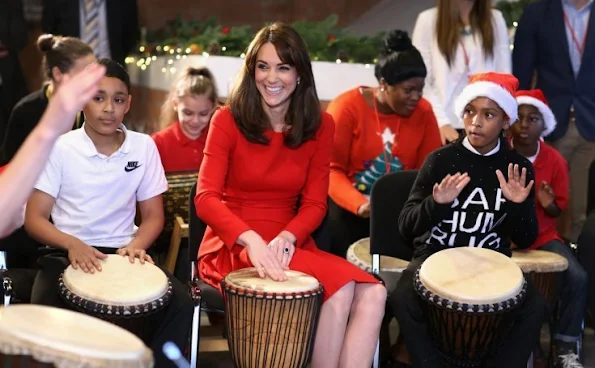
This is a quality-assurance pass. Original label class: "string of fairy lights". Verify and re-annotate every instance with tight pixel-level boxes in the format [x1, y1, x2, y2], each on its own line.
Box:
[125, 23, 518, 74]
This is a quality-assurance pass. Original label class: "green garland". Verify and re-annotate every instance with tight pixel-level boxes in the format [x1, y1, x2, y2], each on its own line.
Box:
[495, 0, 539, 28]
[135, 15, 385, 64]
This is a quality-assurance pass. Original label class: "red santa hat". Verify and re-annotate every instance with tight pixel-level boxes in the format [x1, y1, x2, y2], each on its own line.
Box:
[454, 72, 519, 124]
[515, 89, 557, 137]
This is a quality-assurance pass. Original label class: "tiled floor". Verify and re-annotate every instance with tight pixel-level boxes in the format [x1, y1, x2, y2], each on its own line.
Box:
[195, 315, 595, 367]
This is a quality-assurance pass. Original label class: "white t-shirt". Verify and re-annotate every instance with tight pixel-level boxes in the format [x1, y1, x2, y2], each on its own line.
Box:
[34, 125, 167, 248]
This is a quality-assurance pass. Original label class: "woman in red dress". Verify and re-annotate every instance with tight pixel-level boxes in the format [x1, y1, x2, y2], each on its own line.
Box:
[152, 67, 218, 172]
[196, 23, 386, 368]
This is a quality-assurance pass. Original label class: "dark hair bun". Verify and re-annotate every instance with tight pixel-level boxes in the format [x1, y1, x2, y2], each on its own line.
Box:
[186, 66, 214, 81]
[384, 30, 413, 53]
[37, 34, 56, 53]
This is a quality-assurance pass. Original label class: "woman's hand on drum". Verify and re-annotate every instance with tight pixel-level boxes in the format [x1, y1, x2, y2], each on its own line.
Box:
[268, 233, 296, 269]
[495, 163, 535, 203]
[433, 172, 471, 204]
[116, 246, 154, 264]
[239, 230, 288, 281]
[67, 240, 108, 273]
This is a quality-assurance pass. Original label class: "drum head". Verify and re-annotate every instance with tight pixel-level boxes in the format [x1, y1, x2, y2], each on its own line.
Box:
[419, 247, 524, 305]
[347, 238, 409, 272]
[0, 305, 152, 366]
[511, 249, 569, 273]
[62, 254, 169, 306]
[224, 268, 320, 294]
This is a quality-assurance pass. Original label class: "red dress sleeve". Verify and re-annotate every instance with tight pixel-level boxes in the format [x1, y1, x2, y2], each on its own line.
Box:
[284, 113, 334, 246]
[194, 108, 252, 249]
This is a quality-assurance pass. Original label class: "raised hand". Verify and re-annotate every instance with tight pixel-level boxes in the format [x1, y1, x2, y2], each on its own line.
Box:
[495, 163, 535, 203]
[433, 172, 471, 204]
[43, 63, 106, 135]
[536, 181, 555, 208]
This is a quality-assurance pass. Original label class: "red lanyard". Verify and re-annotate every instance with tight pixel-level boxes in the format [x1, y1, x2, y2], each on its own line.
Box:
[563, 10, 589, 55]
[372, 89, 401, 174]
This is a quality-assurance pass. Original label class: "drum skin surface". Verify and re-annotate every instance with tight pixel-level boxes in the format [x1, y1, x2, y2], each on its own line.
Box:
[0, 305, 153, 368]
[346, 237, 409, 273]
[511, 249, 568, 273]
[62, 254, 169, 305]
[420, 247, 524, 305]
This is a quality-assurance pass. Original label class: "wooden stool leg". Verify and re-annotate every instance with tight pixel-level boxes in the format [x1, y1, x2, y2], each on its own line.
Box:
[164, 216, 188, 274]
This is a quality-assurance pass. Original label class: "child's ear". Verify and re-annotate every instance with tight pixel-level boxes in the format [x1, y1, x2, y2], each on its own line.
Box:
[51, 66, 64, 83]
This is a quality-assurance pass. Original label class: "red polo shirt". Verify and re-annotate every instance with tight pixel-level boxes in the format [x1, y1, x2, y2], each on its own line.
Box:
[151, 122, 208, 173]
[530, 140, 569, 249]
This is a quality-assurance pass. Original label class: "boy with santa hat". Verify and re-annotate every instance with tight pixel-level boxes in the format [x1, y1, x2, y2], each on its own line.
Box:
[390, 72, 545, 367]
[511, 89, 587, 367]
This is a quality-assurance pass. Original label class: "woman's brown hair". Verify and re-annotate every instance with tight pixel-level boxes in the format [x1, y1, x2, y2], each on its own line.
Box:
[435, 0, 495, 66]
[37, 34, 94, 80]
[228, 22, 321, 148]
[159, 66, 219, 129]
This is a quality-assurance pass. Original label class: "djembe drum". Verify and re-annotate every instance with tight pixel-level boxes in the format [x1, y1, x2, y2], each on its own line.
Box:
[0, 305, 153, 368]
[58, 255, 173, 345]
[510, 249, 568, 308]
[414, 247, 527, 367]
[221, 268, 324, 368]
[347, 237, 409, 292]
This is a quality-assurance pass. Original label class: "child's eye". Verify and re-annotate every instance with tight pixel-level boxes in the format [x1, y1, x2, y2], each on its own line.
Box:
[115, 98, 124, 103]
[94, 96, 104, 102]
[486, 113, 494, 119]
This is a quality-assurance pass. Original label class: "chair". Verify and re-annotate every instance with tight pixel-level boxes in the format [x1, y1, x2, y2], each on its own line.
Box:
[369, 170, 418, 366]
[187, 184, 332, 367]
[162, 171, 198, 274]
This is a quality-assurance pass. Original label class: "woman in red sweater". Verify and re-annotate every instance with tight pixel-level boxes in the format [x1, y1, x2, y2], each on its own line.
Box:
[151, 67, 218, 172]
[327, 30, 441, 257]
[196, 23, 386, 368]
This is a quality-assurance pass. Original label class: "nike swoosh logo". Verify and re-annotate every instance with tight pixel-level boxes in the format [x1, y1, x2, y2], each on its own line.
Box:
[124, 165, 142, 172]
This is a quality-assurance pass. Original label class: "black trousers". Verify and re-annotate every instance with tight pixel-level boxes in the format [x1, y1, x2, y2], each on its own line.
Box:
[328, 198, 369, 258]
[389, 254, 546, 368]
[30, 248, 193, 368]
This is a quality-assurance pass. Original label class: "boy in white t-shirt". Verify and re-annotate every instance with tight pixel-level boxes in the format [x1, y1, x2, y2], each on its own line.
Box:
[25, 59, 192, 368]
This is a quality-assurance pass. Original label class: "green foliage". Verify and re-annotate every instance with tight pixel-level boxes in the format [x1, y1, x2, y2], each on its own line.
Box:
[495, 0, 539, 28]
[138, 15, 386, 63]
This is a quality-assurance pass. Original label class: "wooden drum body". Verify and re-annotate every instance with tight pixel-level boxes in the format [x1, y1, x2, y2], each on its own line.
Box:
[511, 249, 568, 308]
[0, 305, 153, 368]
[414, 248, 527, 367]
[346, 237, 409, 292]
[221, 268, 324, 368]
[58, 255, 173, 345]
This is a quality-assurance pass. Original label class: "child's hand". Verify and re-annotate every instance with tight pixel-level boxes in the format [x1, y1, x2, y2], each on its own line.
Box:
[432, 172, 471, 204]
[495, 163, 535, 203]
[536, 181, 555, 208]
[43, 63, 106, 135]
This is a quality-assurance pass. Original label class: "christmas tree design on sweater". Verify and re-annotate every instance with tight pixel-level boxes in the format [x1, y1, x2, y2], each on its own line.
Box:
[353, 127, 403, 195]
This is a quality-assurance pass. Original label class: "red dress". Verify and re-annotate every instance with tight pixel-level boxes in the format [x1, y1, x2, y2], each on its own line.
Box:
[196, 107, 379, 301]
[151, 121, 207, 172]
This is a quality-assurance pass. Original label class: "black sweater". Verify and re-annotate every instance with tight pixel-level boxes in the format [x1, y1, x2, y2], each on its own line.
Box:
[398, 138, 538, 258]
